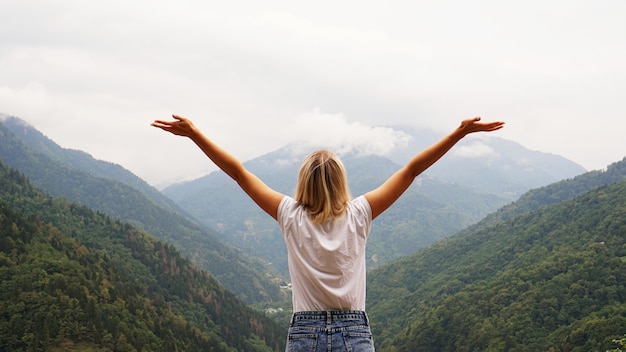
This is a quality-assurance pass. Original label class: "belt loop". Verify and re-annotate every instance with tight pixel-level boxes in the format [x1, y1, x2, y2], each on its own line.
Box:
[326, 311, 331, 325]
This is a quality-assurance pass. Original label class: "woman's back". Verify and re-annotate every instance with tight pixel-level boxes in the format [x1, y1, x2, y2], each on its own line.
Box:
[278, 195, 372, 312]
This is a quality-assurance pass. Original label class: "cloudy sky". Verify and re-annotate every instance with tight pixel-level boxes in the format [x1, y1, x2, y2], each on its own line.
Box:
[1, 0, 625, 187]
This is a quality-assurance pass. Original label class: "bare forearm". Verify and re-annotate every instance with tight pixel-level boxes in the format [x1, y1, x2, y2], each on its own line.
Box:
[152, 115, 284, 219]
[364, 117, 503, 219]
[405, 128, 465, 178]
[188, 128, 245, 182]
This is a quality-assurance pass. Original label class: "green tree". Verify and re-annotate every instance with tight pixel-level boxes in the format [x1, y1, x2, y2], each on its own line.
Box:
[608, 334, 626, 352]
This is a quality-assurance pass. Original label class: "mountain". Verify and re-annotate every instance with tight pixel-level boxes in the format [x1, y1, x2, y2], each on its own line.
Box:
[366, 158, 626, 351]
[0, 114, 184, 215]
[387, 125, 588, 199]
[163, 133, 586, 276]
[459, 156, 626, 234]
[0, 160, 285, 351]
[0, 115, 282, 304]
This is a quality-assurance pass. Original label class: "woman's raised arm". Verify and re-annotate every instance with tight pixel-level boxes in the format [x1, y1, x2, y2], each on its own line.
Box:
[364, 117, 504, 220]
[152, 115, 284, 220]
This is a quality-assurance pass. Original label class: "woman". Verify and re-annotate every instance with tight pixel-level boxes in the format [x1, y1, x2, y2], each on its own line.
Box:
[152, 115, 504, 351]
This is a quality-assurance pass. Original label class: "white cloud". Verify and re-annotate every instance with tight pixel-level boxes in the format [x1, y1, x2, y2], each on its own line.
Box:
[285, 108, 412, 157]
[450, 141, 499, 160]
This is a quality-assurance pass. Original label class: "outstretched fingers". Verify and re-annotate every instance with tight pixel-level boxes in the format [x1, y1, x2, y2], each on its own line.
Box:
[151, 120, 170, 128]
[151, 114, 195, 136]
[480, 120, 505, 132]
[460, 117, 505, 133]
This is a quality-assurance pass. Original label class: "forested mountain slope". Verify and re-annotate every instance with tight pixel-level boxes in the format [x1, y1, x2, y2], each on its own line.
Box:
[462, 157, 626, 232]
[0, 161, 285, 351]
[366, 173, 626, 351]
[0, 116, 282, 304]
[1, 114, 184, 215]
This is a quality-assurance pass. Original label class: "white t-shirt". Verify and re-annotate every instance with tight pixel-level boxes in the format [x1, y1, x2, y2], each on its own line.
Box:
[277, 195, 373, 312]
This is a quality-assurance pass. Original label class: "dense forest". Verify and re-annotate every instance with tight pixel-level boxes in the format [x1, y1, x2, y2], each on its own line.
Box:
[0, 161, 285, 351]
[367, 164, 626, 351]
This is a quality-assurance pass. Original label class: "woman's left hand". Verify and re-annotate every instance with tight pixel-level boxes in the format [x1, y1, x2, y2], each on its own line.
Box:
[151, 114, 198, 137]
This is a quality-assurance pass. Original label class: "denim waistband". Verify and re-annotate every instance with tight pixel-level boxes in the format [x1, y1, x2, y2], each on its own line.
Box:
[291, 310, 369, 324]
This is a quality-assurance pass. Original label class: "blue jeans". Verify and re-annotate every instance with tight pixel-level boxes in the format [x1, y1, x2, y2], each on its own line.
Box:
[285, 311, 375, 352]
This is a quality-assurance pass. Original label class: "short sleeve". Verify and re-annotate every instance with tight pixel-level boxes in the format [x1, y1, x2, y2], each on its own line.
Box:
[277, 196, 296, 237]
[352, 195, 373, 223]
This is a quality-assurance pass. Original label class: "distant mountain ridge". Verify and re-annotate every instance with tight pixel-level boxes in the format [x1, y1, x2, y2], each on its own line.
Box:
[387, 125, 587, 198]
[1, 114, 184, 215]
[460, 156, 626, 234]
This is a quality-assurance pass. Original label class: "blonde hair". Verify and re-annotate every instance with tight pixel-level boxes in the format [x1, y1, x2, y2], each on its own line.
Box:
[294, 150, 351, 224]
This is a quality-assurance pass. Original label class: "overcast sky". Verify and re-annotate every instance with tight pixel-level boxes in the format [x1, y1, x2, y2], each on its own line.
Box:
[1, 0, 625, 187]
